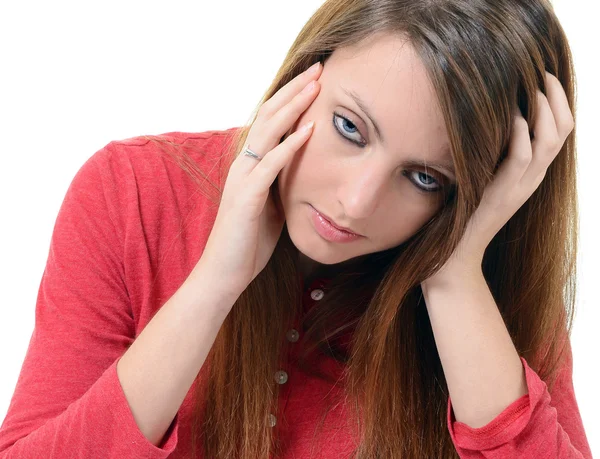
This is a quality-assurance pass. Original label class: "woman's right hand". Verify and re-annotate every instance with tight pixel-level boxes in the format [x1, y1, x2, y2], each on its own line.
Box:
[197, 61, 323, 298]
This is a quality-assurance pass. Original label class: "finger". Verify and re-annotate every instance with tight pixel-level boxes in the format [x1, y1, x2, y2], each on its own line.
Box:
[232, 65, 322, 177]
[235, 76, 320, 177]
[522, 89, 560, 184]
[260, 77, 321, 145]
[247, 120, 314, 194]
[495, 110, 532, 186]
[258, 61, 322, 120]
[543, 71, 575, 140]
[228, 141, 269, 181]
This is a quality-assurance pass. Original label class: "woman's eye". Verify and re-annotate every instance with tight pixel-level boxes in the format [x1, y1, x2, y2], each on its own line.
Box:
[402, 170, 441, 193]
[332, 112, 366, 146]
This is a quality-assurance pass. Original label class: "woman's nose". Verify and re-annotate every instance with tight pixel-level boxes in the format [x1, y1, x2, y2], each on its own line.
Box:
[336, 163, 390, 220]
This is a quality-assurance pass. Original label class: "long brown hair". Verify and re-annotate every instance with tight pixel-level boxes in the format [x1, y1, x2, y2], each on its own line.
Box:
[145, 0, 578, 457]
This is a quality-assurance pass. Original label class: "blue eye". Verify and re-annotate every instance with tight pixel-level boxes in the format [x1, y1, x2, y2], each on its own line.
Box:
[332, 112, 366, 147]
[401, 170, 441, 193]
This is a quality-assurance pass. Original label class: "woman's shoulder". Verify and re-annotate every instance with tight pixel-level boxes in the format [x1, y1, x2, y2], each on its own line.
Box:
[76, 127, 243, 332]
[72, 126, 242, 264]
[90, 126, 241, 203]
[109, 126, 241, 147]
[104, 126, 241, 169]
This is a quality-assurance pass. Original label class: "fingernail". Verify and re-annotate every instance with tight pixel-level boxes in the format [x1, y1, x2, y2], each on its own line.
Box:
[307, 62, 321, 75]
[302, 120, 315, 133]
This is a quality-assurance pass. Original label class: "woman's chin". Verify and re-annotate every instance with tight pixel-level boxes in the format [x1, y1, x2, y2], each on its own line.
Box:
[287, 222, 356, 266]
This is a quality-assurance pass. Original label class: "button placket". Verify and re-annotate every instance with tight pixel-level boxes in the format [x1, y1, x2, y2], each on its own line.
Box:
[274, 280, 329, 429]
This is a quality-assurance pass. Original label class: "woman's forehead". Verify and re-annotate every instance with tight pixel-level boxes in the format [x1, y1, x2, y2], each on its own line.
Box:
[323, 35, 452, 164]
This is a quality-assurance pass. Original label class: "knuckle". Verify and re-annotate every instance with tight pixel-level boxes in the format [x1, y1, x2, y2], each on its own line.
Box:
[293, 89, 308, 104]
[255, 111, 266, 124]
[548, 134, 562, 153]
[545, 71, 560, 85]
[514, 116, 528, 129]
[563, 117, 575, 133]
[535, 170, 547, 187]
[261, 123, 278, 145]
[536, 89, 547, 101]
[280, 137, 296, 154]
[516, 150, 532, 165]
[257, 103, 272, 120]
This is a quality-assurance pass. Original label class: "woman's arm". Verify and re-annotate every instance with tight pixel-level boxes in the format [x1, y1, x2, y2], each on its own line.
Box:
[116, 260, 237, 447]
[0, 141, 239, 458]
[422, 268, 528, 429]
[422, 270, 592, 459]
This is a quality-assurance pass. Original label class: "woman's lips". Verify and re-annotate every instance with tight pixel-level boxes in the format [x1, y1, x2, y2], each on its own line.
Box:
[317, 209, 360, 235]
[309, 205, 364, 243]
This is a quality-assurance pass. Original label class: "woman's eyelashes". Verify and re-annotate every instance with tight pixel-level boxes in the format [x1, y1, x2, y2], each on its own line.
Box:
[401, 170, 442, 193]
[332, 111, 443, 193]
[333, 111, 366, 146]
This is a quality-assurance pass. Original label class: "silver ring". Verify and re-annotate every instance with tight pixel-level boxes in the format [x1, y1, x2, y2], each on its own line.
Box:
[243, 146, 263, 161]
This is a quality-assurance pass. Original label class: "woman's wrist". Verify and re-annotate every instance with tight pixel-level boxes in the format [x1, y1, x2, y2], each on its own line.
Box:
[186, 258, 245, 311]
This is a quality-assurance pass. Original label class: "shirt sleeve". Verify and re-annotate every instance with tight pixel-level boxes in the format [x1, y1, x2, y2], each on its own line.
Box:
[446, 337, 592, 458]
[0, 143, 179, 458]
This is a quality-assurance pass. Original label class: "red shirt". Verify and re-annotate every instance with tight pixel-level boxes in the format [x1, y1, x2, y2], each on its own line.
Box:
[0, 128, 592, 458]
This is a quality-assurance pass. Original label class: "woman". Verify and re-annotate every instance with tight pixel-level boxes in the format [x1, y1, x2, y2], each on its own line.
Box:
[0, 0, 592, 458]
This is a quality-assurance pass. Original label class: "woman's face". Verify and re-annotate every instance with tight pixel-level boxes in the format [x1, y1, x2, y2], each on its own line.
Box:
[278, 33, 455, 267]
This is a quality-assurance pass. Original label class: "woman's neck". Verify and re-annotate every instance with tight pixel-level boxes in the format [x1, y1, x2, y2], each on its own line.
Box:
[298, 252, 337, 289]
[297, 251, 372, 289]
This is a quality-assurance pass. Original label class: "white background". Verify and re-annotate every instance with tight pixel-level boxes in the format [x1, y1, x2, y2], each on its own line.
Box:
[0, 0, 597, 455]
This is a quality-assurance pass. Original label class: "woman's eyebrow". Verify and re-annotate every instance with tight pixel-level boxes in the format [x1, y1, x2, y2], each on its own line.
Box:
[341, 86, 384, 143]
[340, 86, 455, 179]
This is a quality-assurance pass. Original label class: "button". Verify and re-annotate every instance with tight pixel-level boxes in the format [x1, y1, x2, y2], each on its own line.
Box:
[310, 289, 324, 301]
[274, 370, 288, 384]
[269, 413, 277, 427]
[286, 329, 299, 343]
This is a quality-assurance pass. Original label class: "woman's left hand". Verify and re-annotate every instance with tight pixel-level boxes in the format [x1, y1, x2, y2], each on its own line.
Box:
[428, 71, 575, 279]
